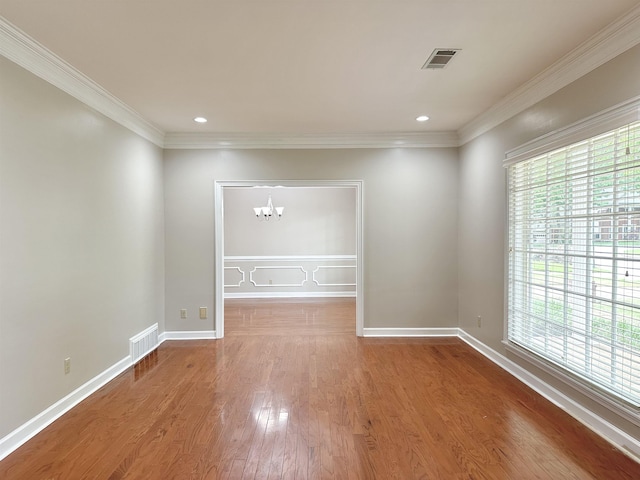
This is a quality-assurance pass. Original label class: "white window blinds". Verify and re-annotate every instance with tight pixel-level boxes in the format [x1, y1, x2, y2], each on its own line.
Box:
[507, 121, 640, 406]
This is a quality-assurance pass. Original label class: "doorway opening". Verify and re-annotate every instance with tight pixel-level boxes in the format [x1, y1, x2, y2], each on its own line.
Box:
[214, 180, 364, 338]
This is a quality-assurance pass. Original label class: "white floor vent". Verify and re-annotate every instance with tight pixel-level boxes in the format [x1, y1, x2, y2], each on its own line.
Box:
[130, 323, 159, 364]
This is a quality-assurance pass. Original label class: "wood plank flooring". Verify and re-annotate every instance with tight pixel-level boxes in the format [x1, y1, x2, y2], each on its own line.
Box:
[1, 298, 639, 479]
[224, 298, 355, 336]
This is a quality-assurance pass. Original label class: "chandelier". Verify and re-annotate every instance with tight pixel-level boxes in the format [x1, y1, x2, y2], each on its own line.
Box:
[253, 195, 284, 220]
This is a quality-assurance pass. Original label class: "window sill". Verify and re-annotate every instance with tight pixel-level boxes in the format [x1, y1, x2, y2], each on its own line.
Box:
[503, 340, 640, 427]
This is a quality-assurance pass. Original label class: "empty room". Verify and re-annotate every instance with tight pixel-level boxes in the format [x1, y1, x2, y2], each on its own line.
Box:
[1, 1, 640, 478]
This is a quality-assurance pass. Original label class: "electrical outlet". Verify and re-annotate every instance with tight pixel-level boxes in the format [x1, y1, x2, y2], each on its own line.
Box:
[269, 279, 273, 285]
[180, 309, 187, 319]
[477, 315, 482, 328]
[199, 307, 207, 319]
[64, 357, 71, 375]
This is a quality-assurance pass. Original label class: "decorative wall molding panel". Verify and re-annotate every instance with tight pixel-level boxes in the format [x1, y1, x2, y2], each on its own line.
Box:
[312, 265, 357, 286]
[225, 255, 356, 261]
[225, 255, 357, 298]
[223, 267, 245, 288]
[250, 266, 308, 287]
[226, 291, 356, 299]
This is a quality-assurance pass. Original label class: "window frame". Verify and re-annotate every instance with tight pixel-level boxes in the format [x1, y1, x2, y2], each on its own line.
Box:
[503, 96, 640, 426]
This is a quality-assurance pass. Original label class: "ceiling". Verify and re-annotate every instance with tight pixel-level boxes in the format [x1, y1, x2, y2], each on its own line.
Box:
[1, 0, 639, 143]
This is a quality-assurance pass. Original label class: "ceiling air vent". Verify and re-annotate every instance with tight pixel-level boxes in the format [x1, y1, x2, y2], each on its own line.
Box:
[422, 49, 460, 69]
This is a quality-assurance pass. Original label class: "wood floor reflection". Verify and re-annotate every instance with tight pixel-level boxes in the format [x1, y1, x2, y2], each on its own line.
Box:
[1, 299, 639, 479]
[225, 298, 356, 336]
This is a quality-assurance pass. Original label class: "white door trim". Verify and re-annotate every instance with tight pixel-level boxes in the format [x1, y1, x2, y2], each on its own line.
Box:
[214, 180, 364, 338]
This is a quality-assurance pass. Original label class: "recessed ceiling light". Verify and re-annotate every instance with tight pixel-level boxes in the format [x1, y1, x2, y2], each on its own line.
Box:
[194, 117, 208, 123]
[416, 115, 429, 122]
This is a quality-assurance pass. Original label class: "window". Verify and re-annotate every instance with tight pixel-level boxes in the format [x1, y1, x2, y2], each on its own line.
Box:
[507, 119, 640, 408]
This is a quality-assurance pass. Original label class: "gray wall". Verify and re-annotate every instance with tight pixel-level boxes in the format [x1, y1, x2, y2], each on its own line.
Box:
[0, 57, 165, 438]
[224, 186, 356, 256]
[223, 187, 357, 298]
[6, 26, 639, 451]
[458, 43, 640, 440]
[164, 148, 459, 332]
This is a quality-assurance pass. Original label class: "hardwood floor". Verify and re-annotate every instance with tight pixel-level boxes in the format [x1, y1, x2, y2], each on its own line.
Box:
[224, 298, 355, 336]
[1, 299, 639, 479]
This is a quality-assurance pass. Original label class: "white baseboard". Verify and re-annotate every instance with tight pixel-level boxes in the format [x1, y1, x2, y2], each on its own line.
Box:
[160, 330, 217, 341]
[363, 327, 459, 337]
[3, 326, 638, 465]
[458, 329, 640, 462]
[0, 355, 131, 461]
[224, 292, 356, 299]
[0, 328, 217, 462]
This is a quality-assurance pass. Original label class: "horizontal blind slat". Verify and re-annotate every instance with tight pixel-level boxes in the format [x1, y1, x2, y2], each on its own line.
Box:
[507, 121, 640, 407]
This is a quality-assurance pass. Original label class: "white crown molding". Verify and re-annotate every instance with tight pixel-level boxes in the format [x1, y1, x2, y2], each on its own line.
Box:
[5, 3, 640, 152]
[0, 16, 165, 147]
[1, 13, 455, 151]
[163, 131, 460, 149]
[504, 95, 640, 166]
[458, 4, 640, 146]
